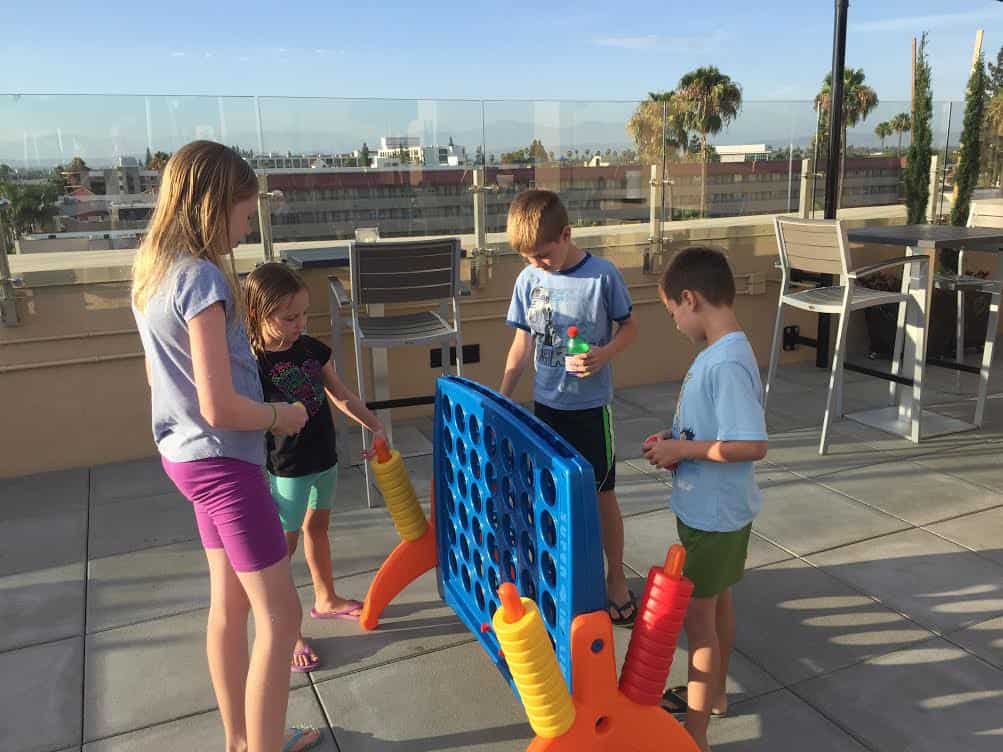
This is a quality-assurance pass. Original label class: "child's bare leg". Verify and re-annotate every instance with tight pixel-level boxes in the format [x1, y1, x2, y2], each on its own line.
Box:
[236, 556, 301, 752]
[303, 507, 360, 614]
[598, 489, 630, 606]
[283, 530, 317, 670]
[714, 588, 735, 714]
[205, 548, 251, 752]
[684, 594, 720, 752]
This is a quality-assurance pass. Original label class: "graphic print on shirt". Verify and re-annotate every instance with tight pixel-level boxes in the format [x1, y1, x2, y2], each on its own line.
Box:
[526, 286, 566, 368]
[267, 359, 326, 417]
[672, 371, 696, 441]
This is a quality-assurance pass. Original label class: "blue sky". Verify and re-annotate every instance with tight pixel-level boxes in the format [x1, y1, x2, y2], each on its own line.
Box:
[1, 1, 1001, 165]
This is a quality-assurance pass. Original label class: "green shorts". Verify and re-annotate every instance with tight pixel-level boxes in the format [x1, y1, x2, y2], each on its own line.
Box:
[267, 465, 338, 533]
[676, 518, 752, 598]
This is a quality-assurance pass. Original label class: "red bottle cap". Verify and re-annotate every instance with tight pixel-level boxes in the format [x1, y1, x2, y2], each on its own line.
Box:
[567, 326, 578, 337]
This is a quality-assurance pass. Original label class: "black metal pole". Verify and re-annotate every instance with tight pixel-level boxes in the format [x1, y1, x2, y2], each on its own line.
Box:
[816, 0, 850, 368]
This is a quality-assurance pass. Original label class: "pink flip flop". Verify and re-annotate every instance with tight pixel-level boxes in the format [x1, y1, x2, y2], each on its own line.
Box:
[290, 645, 321, 673]
[310, 600, 363, 621]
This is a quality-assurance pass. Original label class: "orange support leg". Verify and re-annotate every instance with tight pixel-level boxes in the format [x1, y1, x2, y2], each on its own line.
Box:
[359, 484, 438, 631]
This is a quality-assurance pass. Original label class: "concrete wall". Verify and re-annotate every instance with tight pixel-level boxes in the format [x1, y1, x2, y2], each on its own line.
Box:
[1, 207, 916, 478]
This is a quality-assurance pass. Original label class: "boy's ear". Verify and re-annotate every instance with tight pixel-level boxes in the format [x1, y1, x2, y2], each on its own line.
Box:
[560, 225, 572, 242]
[681, 289, 700, 310]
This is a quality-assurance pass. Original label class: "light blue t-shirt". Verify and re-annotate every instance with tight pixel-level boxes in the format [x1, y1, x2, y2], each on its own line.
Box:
[670, 331, 767, 532]
[133, 257, 265, 465]
[506, 253, 632, 410]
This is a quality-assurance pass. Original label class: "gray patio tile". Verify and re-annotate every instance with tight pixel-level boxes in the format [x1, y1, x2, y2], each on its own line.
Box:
[808, 529, 1003, 634]
[910, 443, 1003, 493]
[87, 540, 209, 633]
[89, 457, 176, 506]
[324, 505, 417, 581]
[816, 460, 1003, 526]
[0, 468, 87, 577]
[946, 614, 1003, 670]
[82, 686, 335, 752]
[616, 381, 681, 421]
[301, 570, 473, 683]
[615, 460, 672, 518]
[84, 607, 308, 741]
[707, 689, 868, 751]
[623, 509, 792, 577]
[797, 637, 1003, 752]
[315, 641, 532, 752]
[613, 416, 670, 460]
[763, 423, 901, 478]
[733, 559, 935, 685]
[0, 562, 85, 652]
[88, 491, 195, 560]
[926, 507, 1003, 567]
[753, 475, 907, 556]
[0, 636, 83, 752]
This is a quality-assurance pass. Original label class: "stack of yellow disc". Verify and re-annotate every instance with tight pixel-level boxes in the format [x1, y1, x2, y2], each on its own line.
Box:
[493, 593, 575, 738]
[370, 447, 428, 541]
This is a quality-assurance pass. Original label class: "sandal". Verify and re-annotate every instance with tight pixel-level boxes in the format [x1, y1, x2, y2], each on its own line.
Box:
[282, 726, 322, 752]
[607, 589, 638, 627]
[661, 685, 727, 718]
[290, 644, 321, 673]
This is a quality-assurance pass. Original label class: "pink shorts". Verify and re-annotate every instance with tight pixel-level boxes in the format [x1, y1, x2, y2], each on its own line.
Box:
[161, 456, 287, 573]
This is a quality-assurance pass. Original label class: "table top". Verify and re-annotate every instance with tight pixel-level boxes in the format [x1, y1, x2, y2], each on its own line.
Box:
[280, 245, 349, 269]
[847, 224, 1003, 251]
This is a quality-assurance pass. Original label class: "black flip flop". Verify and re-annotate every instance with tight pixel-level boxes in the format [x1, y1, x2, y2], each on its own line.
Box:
[608, 589, 638, 627]
[661, 685, 727, 719]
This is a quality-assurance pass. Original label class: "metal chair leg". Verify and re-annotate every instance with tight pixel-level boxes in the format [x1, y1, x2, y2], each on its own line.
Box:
[354, 332, 375, 509]
[975, 260, 1003, 427]
[764, 297, 785, 411]
[820, 295, 852, 455]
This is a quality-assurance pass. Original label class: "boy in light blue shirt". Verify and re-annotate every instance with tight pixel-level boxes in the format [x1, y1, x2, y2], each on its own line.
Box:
[643, 246, 768, 752]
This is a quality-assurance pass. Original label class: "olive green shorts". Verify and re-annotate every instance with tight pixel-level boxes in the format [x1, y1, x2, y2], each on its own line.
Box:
[676, 518, 752, 598]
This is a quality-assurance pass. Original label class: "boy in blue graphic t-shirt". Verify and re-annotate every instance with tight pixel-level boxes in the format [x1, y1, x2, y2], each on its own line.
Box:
[499, 189, 639, 626]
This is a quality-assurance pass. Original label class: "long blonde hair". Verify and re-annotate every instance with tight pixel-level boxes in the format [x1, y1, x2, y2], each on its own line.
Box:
[244, 262, 308, 355]
[132, 140, 258, 312]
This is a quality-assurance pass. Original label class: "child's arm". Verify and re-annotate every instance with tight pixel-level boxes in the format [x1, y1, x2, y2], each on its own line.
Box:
[499, 328, 534, 398]
[572, 316, 637, 377]
[319, 359, 386, 450]
[644, 436, 767, 468]
[190, 303, 306, 434]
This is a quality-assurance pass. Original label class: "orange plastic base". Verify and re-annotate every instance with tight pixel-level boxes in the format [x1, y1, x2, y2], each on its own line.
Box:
[524, 611, 699, 752]
[359, 494, 437, 631]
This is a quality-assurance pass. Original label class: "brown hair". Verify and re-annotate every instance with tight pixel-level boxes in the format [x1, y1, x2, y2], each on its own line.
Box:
[660, 246, 736, 307]
[506, 189, 569, 254]
[132, 140, 258, 312]
[244, 262, 308, 355]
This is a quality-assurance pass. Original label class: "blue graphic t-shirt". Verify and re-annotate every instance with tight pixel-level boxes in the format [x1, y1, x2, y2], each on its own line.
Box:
[670, 331, 767, 532]
[506, 253, 632, 410]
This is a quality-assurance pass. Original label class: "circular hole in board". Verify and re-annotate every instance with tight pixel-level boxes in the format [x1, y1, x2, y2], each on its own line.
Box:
[501, 437, 515, 470]
[443, 428, 453, 454]
[460, 533, 470, 561]
[501, 476, 515, 511]
[458, 471, 468, 500]
[457, 437, 467, 467]
[487, 532, 499, 563]
[458, 500, 469, 529]
[469, 415, 481, 445]
[454, 403, 466, 432]
[540, 509, 558, 547]
[473, 549, 484, 578]
[503, 514, 517, 548]
[446, 520, 457, 546]
[520, 568, 537, 601]
[472, 516, 483, 545]
[488, 566, 500, 593]
[540, 468, 557, 507]
[520, 530, 536, 566]
[485, 462, 498, 492]
[484, 425, 498, 456]
[470, 450, 481, 480]
[521, 453, 535, 489]
[471, 483, 482, 513]
[506, 550, 518, 583]
[440, 396, 452, 423]
[486, 495, 499, 531]
[443, 485, 455, 515]
[448, 549, 458, 575]
[461, 566, 471, 592]
[541, 591, 557, 628]
[475, 582, 486, 611]
[541, 550, 557, 588]
[519, 490, 534, 528]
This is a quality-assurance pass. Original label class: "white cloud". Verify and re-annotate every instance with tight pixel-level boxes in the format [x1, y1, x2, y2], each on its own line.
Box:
[852, 10, 997, 33]
[593, 35, 658, 50]
[593, 31, 731, 52]
[170, 51, 185, 57]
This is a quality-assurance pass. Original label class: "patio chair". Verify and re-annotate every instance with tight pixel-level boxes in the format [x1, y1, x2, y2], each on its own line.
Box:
[765, 216, 929, 454]
[937, 201, 1003, 407]
[329, 237, 464, 506]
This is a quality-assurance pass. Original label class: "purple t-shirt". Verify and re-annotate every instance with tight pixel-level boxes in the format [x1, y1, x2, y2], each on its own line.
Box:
[133, 257, 265, 465]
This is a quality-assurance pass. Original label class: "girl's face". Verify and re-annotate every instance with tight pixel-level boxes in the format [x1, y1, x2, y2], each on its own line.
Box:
[265, 288, 310, 348]
[228, 195, 259, 248]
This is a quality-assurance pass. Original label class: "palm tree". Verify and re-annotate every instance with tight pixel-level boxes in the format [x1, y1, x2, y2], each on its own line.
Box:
[891, 112, 911, 156]
[875, 121, 893, 152]
[814, 67, 879, 209]
[626, 91, 690, 167]
[673, 67, 743, 217]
